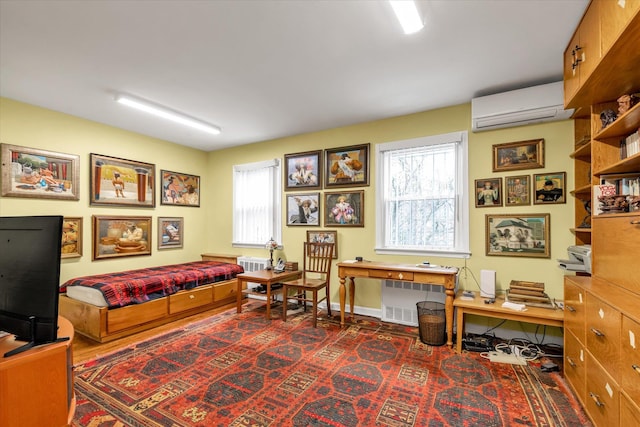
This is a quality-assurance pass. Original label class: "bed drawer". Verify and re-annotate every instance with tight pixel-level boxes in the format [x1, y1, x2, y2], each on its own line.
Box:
[169, 286, 213, 314]
[213, 280, 240, 301]
[108, 299, 167, 333]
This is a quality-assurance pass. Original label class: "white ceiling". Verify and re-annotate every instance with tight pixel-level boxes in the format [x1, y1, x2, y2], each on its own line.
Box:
[0, 0, 589, 152]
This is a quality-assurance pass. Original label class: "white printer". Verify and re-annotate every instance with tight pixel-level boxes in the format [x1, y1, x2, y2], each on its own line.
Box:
[558, 245, 592, 274]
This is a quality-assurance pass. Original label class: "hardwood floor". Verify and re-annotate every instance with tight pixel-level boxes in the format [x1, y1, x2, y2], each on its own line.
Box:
[72, 302, 236, 364]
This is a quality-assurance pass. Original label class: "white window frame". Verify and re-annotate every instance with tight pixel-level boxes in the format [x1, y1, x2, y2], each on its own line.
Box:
[375, 131, 470, 258]
[232, 158, 282, 248]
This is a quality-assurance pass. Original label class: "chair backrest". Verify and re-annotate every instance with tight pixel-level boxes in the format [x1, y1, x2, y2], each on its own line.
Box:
[303, 242, 334, 280]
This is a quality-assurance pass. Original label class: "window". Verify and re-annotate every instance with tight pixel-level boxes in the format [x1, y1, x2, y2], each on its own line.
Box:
[375, 131, 469, 257]
[232, 159, 281, 247]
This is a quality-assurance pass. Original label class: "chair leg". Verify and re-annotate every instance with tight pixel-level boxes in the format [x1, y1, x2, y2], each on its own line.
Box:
[325, 284, 331, 317]
[282, 285, 288, 322]
[312, 290, 318, 328]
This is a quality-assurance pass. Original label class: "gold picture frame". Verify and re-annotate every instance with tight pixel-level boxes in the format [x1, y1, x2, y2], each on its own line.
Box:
[92, 215, 152, 260]
[90, 153, 155, 207]
[158, 217, 184, 250]
[61, 217, 82, 259]
[492, 139, 544, 172]
[486, 213, 550, 258]
[306, 230, 338, 258]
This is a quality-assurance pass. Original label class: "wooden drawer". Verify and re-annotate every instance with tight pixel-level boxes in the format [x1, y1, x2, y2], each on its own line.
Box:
[108, 299, 167, 333]
[621, 315, 640, 403]
[621, 392, 640, 427]
[564, 278, 586, 343]
[586, 353, 620, 427]
[213, 280, 240, 301]
[169, 286, 213, 314]
[593, 214, 640, 295]
[565, 329, 586, 405]
[586, 293, 621, 380]
[369, 270, 414, 281]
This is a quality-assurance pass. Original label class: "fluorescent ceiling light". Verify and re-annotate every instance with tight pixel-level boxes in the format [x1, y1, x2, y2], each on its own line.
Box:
[115, 94, 221, 135]
[389, 1, 424, 35]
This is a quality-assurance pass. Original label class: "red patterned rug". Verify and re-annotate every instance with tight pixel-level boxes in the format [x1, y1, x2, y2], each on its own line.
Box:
[72, 302, 590, 427]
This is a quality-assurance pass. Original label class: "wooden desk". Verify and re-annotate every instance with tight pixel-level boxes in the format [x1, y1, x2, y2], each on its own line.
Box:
[337, 261, 459, 347]
[236, 269, 302, 320]
[453, 290, 564, 353]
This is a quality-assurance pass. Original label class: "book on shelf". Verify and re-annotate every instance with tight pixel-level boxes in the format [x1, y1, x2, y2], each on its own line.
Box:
[593, 174, 640, 215]
[621, 130, 639, 159]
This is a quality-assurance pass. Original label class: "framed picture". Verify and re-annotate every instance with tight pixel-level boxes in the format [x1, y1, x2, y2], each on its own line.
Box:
[324, 190, 364, 227]
[284, 150, 322, 190]
[492, 139, 544, 172]
[92, 215, 152, 260]
[505, 175, 531, 206]
[486, 213, 550, 258]
[160, 170, 200, 207]
[1, 143, 80, 200]
[158, 217, 184, 249]
[533, 172, 566, 204]
[61, 217, 82, 259]
[475, 178, 503, 207]
[286, 193, 321, 226]
[306, 230, 338, 258]
[324, 143, 370, 188]
[90, 153, 155, 207]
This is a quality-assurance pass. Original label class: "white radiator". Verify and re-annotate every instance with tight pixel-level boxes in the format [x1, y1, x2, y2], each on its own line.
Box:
[237, 256, 270, 293]
[381, 280, 446, 326]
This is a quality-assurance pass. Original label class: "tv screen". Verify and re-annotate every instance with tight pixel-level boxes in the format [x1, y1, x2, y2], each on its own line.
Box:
[0, 215, 64, 356]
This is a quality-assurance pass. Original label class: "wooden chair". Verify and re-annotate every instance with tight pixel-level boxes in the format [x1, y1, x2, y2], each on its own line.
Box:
[281, 242, 334, 327]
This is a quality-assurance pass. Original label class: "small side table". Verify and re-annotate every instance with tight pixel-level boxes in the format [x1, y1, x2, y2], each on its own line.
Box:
[236, 269, 302, 320]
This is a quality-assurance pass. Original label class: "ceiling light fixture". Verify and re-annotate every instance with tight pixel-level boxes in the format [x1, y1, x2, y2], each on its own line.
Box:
[389, 1, 424, 35]
[114, 94, 221, 135]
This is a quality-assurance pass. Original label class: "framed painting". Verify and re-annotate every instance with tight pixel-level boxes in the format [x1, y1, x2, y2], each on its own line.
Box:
[324, 143, 370, 188]
[61, 217, 82, 258]
[160, 170, 200, 207]
[486, 213, 550, 258]
[475, 178, 502, 207]
[324, 190, 364, 227]
[90, 153, 155, 207]
[92, 215, 152, 260]
[284, 150, 322, 190]
[505, 175, 531, 206]
[286, 193, 320, 226]
[158, 217, 184, 249]
[492, 139, 544, 172]
[1, 143, 80, 200]
[306, 230, 338, 258]
[533, 172, 566, 204]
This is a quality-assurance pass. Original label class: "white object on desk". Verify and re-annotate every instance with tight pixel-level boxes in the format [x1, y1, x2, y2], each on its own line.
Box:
[502, 301, 526, 311]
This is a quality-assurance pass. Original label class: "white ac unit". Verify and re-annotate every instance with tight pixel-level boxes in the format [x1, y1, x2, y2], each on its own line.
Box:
[471, 81, 574, 132]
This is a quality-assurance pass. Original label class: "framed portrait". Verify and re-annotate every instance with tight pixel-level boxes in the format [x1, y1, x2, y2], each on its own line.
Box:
[1, 143, 80, 200]
[306, 230, 338, 258]
[286, 193, 320, 226]
[158, 217, 184, 249]
[324, 190, 364, 227]
[92, 215, 152, 260]
[90, 153, 155, 208]
[160, 170, 200, 207]
[492, 139, 544, 172]
[284, 150, 322, 190]
[486, 213, 550, 258]
[505, 175, 531, 206]
[324, 143, 370, 188]
[533, 172, 566, 204]
[61, 217, 82, 259]
[474, 178, 503, 207]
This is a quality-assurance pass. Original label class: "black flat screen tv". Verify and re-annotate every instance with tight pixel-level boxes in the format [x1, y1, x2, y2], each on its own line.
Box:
[0, 215, 65, 357]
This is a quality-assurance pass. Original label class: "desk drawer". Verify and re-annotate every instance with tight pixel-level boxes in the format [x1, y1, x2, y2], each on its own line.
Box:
[622, 315, 640, 403]
[169, 286, 213, 314]
[586, 293, 621, 381]
[622, 392, 640, 427]
[565, 330, 586, 405]
[369, 270, 414, 281]
[564, 278, 586, 343]
[586, 353, 620, 427]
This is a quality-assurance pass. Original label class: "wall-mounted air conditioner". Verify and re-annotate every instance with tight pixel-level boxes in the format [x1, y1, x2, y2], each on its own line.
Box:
[471, 81, 574, 132]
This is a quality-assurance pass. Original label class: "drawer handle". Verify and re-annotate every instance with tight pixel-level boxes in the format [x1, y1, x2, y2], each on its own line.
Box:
[566, 356, 576, 368]
[633, 364, 640, 374]
[189, 295, 195, 299]
[566, 305, 576, 313]
[398, 273, 403, 280]
[589, 392, 605, 408]
[590, 328, 604, 337]
[631, 220, 640, 225]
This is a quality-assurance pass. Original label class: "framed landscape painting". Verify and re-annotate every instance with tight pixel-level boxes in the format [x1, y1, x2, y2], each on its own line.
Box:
[90, 153, 155, 208]
[324, 144, 370, 188]
[284, 150, 321, 190]
[486, 213, 550, 258]
[324, 190, 364, 227]
[158, 217, 184, 249]
[492, 139, 544, 172]
[160, 170, 200, 207]
[1, 143, 80, 200]
[92, 215, 152, 260]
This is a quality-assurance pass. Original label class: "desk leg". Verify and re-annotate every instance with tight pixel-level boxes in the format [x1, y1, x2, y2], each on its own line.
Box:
[456, 306, 464, 353]
[349, 277, 355, 320]
[445, 285, 455, 348]
[236, 278, 244, 313]
[339, 276, 346, 327]
[266, 283, 271, 320]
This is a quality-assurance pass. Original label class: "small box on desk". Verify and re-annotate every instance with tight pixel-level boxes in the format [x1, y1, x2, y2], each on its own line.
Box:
[284, 262, 298, 271]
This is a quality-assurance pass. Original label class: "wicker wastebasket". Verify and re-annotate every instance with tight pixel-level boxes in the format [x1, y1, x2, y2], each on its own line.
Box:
[416, 301, 446, 346]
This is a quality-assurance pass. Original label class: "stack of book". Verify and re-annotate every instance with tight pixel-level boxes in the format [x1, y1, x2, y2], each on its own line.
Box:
[620, 130, 639, 159]
[593, 173, 640, 215]
[506, 280, 553, 308]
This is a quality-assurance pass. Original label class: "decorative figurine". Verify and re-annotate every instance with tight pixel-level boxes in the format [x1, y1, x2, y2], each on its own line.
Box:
[598, 195, 629, 213]
[578, 199, 591, 228]
[600, 109, 617, 129]
[617, 94, 638, 115]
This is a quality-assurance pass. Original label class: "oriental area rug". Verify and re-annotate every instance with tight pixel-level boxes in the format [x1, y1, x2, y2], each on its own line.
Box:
[72, 302, 590, 427]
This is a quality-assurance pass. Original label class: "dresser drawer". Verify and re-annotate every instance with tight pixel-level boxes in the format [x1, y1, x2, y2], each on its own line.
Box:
[169, 286, 213, 314]
[586, 353, 620, 427]
[621, 392, 640, 427]
[564, 278, 586, 343]
[213, 280, 241, 301]
[621, 315, 640, 403]
[564, 329, 586, 405]
[108, 299, 167, 333]
[586, 293, 621, 380]
[369, 270, 414, 281]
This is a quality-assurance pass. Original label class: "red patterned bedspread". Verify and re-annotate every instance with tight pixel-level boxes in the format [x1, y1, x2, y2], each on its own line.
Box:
[61, 261, 244, 308]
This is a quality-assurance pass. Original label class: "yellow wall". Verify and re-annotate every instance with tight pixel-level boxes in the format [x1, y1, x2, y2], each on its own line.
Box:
[1, 97, 575, 310]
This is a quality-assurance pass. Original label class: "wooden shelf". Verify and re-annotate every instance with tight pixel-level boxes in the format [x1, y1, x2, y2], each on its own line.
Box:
[570, 184, 592, 197]
[593, 210, 640, 219]
[595, 103, 640, 140]
[594, 151, 640, 175]
[570, 141, 592, 159]
[570, 228, 592, 233]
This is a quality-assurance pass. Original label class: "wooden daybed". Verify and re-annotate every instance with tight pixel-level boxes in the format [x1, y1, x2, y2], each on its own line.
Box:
[59, 254, 245, 343]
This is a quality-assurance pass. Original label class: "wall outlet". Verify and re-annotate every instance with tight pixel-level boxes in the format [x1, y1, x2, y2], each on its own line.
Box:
[488, 351, 527, 365]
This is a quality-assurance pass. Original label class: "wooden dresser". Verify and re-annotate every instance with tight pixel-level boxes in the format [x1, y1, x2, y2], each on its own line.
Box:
[563, 1, 640, 426]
